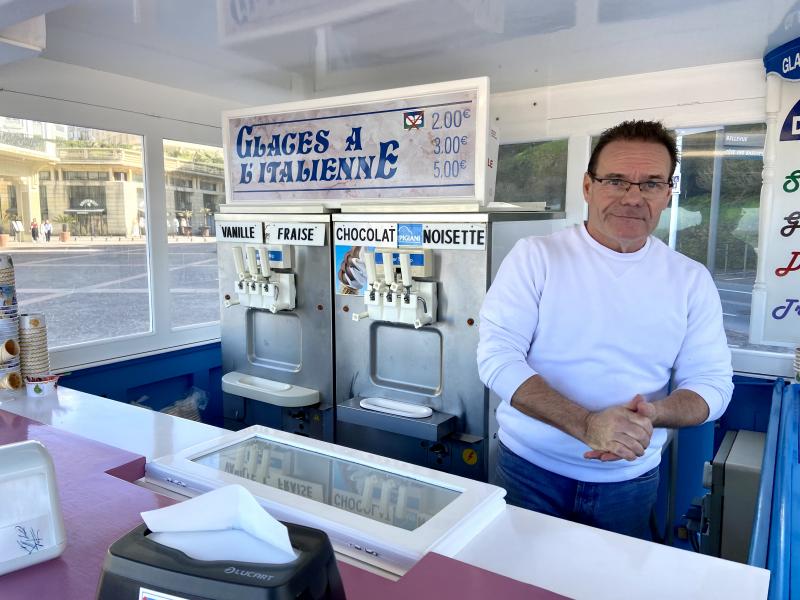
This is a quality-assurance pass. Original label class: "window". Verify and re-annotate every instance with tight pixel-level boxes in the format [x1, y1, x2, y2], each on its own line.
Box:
[496, 140, 568, 211]
[590, 124, 782, 354]
[64, 170, 110, 181]
[671, 124, 779, 352]
[7, 185, 17, 212]
[67, 186, 108, 235]
[68, 185, 106, 209]
[174, 190, 192, 213]
[114, 171, 127, 181]
[202, 194, 220, 220]
[0, 117, 150, 348]
[170, 176, 193, 188]
[163, 140, 224, 330]
[39, 186, 48, 221]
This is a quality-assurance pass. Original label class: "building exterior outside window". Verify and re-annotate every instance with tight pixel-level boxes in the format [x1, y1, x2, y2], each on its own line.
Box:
[0, 120, 225, 242]
[163, 139, 224, 329]
[0, 117, 153, 347]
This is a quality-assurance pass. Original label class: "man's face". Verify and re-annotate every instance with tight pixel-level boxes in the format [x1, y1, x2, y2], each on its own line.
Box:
[582, 140, 672, 253]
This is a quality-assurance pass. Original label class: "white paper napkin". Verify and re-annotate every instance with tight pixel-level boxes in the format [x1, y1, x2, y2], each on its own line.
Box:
[141, 484, 297, 564]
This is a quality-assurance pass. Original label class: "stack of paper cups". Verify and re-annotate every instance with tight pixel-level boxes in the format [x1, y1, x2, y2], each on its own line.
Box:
[19, 314, 50, 379]
[0, 254, 14, 288]
[0, 258, 21, 390]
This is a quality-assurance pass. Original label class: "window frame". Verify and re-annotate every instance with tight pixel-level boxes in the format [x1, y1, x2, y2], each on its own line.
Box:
[0, 100, 222, 373]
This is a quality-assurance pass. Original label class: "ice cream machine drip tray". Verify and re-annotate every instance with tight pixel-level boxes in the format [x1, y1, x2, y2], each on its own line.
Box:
[338, 397, 456, 441]
[222, 371, 319, 407]
[360, 397, 433, 419]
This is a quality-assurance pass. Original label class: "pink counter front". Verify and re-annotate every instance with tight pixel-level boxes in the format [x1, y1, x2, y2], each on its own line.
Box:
[0, 409, 565, 600]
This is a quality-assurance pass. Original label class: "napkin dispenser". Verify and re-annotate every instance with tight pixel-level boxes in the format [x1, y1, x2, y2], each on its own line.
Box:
[96, 523, 346, 600]
[0, 440, 67, 576]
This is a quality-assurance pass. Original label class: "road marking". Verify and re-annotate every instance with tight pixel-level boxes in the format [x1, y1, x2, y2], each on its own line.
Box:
[13, 248, 139, 265]
[16, 257, 215, 305]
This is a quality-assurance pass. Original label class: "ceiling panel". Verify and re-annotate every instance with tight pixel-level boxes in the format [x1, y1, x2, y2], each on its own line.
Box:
[28, 0, 800, 101]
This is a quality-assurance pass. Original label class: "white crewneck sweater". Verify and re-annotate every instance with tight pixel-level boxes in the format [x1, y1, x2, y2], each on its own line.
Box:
[477, 224, 733, 483]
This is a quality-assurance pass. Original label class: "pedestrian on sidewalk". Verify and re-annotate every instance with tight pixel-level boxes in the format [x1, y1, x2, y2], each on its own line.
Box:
[42, 219, 52, 242]
[30, 218, 39, 242]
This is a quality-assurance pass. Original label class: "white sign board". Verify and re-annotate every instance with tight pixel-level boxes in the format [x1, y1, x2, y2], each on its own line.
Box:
[264, 222, 326, 246]
[223, 78, 493, 207]
[215, 220, 265, 244]
[755, 41, 800, 345]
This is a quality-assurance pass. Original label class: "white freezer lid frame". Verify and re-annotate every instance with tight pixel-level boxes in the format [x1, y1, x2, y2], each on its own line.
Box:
[145, 425, 506, 574]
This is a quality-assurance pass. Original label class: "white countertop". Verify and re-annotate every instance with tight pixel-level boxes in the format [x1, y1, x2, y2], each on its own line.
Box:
[0, 387, 771, 599]
[0, 387, 223, 459]
[455, 505, 769, 600]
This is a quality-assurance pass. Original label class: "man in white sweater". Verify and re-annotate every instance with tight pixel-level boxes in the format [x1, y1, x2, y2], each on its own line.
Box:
[477, 120, 733, 539]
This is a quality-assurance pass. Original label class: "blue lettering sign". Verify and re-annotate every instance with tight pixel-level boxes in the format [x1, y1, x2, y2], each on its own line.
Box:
[765, 37, 800, 80]
[780, 98, 800, 141]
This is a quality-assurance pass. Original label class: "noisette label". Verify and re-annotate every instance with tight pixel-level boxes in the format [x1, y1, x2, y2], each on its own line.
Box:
[265, 223, 326, 246]
[422, 223, 486, 249]
[215, 221, 265, 243]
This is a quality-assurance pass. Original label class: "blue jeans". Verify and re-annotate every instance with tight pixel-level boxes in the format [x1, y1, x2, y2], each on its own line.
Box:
[496, 441, 659, 540]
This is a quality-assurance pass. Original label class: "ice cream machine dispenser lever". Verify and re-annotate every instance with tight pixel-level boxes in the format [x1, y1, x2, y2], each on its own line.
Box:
[226, 244, 296, 312]
[351, 248, 436, 329]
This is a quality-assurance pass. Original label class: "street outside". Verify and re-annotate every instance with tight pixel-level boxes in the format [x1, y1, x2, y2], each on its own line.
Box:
[714, 270, 755, 347]
[6, 239, 219, 348]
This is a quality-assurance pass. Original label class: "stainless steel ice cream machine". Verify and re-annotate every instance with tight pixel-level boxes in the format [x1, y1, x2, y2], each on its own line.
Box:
[332, 211, 564, 481]
[216, 207, 334, 441]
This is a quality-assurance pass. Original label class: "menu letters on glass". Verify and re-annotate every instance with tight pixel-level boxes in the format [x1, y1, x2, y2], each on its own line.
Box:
[193, 436, 460, 532]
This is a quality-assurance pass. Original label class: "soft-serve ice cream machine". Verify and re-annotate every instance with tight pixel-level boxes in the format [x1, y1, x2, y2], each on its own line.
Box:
[333, 212, 564, 481]
[217, 77, 566, 472]
[217, 208, 334, 441]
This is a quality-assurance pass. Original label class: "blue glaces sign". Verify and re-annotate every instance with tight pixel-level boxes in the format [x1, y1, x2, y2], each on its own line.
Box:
[765, 37, 800, 80]
[397, 224, 423, 247]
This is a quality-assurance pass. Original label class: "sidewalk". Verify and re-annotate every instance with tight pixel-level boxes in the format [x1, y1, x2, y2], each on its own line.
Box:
[1, 235, 217, 249]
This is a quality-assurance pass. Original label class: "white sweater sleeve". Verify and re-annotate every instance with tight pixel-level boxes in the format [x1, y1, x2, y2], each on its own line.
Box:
[672, 266, 734, 422]
[477, 238, 542, 404]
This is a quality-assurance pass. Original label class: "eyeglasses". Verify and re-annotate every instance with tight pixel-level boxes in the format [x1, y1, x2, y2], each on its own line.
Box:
[589, 174, 672, 199]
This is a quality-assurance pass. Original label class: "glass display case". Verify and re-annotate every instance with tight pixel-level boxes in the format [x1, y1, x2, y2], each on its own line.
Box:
[146, 426, 506, 574]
